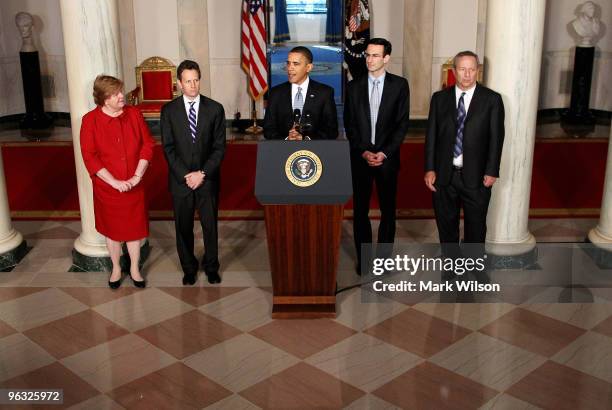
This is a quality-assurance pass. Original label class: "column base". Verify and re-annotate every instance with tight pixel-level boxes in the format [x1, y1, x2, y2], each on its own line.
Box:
[0, 240, 29, 272]
[70, 240, 151, 272]
[485, 233, 538, 269]
[585, 227, 612, 269]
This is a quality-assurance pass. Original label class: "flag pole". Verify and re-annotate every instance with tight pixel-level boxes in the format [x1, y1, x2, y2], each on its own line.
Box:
[245, 99, 262, 134]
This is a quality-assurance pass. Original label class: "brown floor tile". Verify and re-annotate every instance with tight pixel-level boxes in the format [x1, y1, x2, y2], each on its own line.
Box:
[249, 319, 356, 359]
[0, 319, 17, 339]
[0, 287, 48, 303]
[363, 308, 472, 358]
[479, 308, 585, 357]
[0, 362, 99, 409]
[159, 287, 248, 307]
[59, 287, 140, 307]
[135, 310, 242, 359]
[239, 362, 365, 409]
[24, 310, 129, 359]
[372, 362, 498, 410]
[109, 362, 231, 409]
[592, 314, 612, 338]
[507, 361, 612, 410]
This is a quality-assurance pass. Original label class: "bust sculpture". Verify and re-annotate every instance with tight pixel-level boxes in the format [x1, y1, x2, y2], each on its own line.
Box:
[570, 1, 601, 47]
[15, 12, 36, 52]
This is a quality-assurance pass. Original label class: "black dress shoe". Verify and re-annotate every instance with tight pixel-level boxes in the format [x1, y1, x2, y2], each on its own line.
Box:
[182, 273, 197, 286]
[108, 279, 121, 289]
[129, 274, 146, 288]
[206, 271, 221, 284]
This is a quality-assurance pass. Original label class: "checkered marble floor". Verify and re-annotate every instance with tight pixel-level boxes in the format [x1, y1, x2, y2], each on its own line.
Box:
[1, 219, 611, 409]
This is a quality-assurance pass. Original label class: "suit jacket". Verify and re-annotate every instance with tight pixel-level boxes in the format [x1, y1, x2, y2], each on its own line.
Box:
[425, 83, 504, 188]
[344, 72, 410, 167]
[161, 95, 226, 197]
[263, 79, 338, 140]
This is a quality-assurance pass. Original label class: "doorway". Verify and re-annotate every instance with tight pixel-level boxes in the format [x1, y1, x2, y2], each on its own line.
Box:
[269, 0, 344, 106]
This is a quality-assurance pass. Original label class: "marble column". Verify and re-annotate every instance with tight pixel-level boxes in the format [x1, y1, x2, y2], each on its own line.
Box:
[178, 0, 211, 97]
[60, 0, 122, 269]
[588, 125, 612, 252]
[118, 0, 137, 93]
[0, 148, 27, 270]
[484, 0, 546, 261]
[403, 0, 434, 119]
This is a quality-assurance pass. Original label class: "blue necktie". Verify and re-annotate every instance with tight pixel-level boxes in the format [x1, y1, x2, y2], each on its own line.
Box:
[188, 101, 197, 143]
[454, 92, 466, 157]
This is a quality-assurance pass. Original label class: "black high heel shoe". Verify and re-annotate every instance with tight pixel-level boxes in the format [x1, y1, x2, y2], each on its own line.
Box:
[108, 273, 122, 289]
[129, 273, 146, 288]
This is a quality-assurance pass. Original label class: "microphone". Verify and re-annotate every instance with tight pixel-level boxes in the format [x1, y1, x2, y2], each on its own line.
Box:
[301, 111, 313, 139]
[293, 109, 301, 125]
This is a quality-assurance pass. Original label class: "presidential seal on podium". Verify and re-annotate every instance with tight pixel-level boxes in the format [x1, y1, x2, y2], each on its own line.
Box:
[285, 150, 322, 187]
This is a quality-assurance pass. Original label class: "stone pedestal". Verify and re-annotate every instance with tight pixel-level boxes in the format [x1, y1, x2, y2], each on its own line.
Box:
[19, 51, 53, 131]
[562, 46, 595, 126]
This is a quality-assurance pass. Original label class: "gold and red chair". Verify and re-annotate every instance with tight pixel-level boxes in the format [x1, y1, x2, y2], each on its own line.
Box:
[441, 58, 484, 89]
[127, 56, 178, 118]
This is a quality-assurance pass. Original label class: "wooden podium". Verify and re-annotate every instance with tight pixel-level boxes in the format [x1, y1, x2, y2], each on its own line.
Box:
[255, 141, 352, 318]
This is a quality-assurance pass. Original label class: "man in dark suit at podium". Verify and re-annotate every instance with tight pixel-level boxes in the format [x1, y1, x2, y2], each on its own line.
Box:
[161, 60, 226, 286]
[264, 46, 338, 140]
[344, 38, 410, 275]
[424, 50, 504, 252]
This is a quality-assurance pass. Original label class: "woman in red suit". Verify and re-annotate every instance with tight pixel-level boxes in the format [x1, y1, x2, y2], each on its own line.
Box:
[80, 75, 155, 289]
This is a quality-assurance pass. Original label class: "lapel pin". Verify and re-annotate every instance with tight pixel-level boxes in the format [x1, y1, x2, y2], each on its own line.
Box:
[309, 94, 315, 98]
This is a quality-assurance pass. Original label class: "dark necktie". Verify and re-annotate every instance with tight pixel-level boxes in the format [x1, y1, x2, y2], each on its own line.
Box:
[454, 92, 466, 158]
[370, 79, 380, 144]
[188, 101, 196, 143]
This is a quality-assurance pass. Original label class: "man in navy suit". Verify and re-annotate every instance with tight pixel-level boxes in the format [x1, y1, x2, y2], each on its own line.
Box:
[264, 46, 338, 140]
[424, 50, 505, 251]
[344, 38, 410, 274]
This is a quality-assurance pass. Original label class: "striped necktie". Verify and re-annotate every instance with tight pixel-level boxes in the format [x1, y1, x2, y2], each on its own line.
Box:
[454, 92, 466, 157]
[294, 86, 304, 113]
[188, 101, 197, 143]
[370, 79, 380, 144]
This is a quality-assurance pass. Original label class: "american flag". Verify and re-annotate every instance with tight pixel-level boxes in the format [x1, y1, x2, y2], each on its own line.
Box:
[241, 0, 268, 100]
[349, 15, 360, 32]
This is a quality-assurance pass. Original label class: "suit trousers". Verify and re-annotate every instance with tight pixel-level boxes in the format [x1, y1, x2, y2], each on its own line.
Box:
[432, 168, 491, 246]
[351, 155, 399, 268]
[171, 182, 219, 276]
